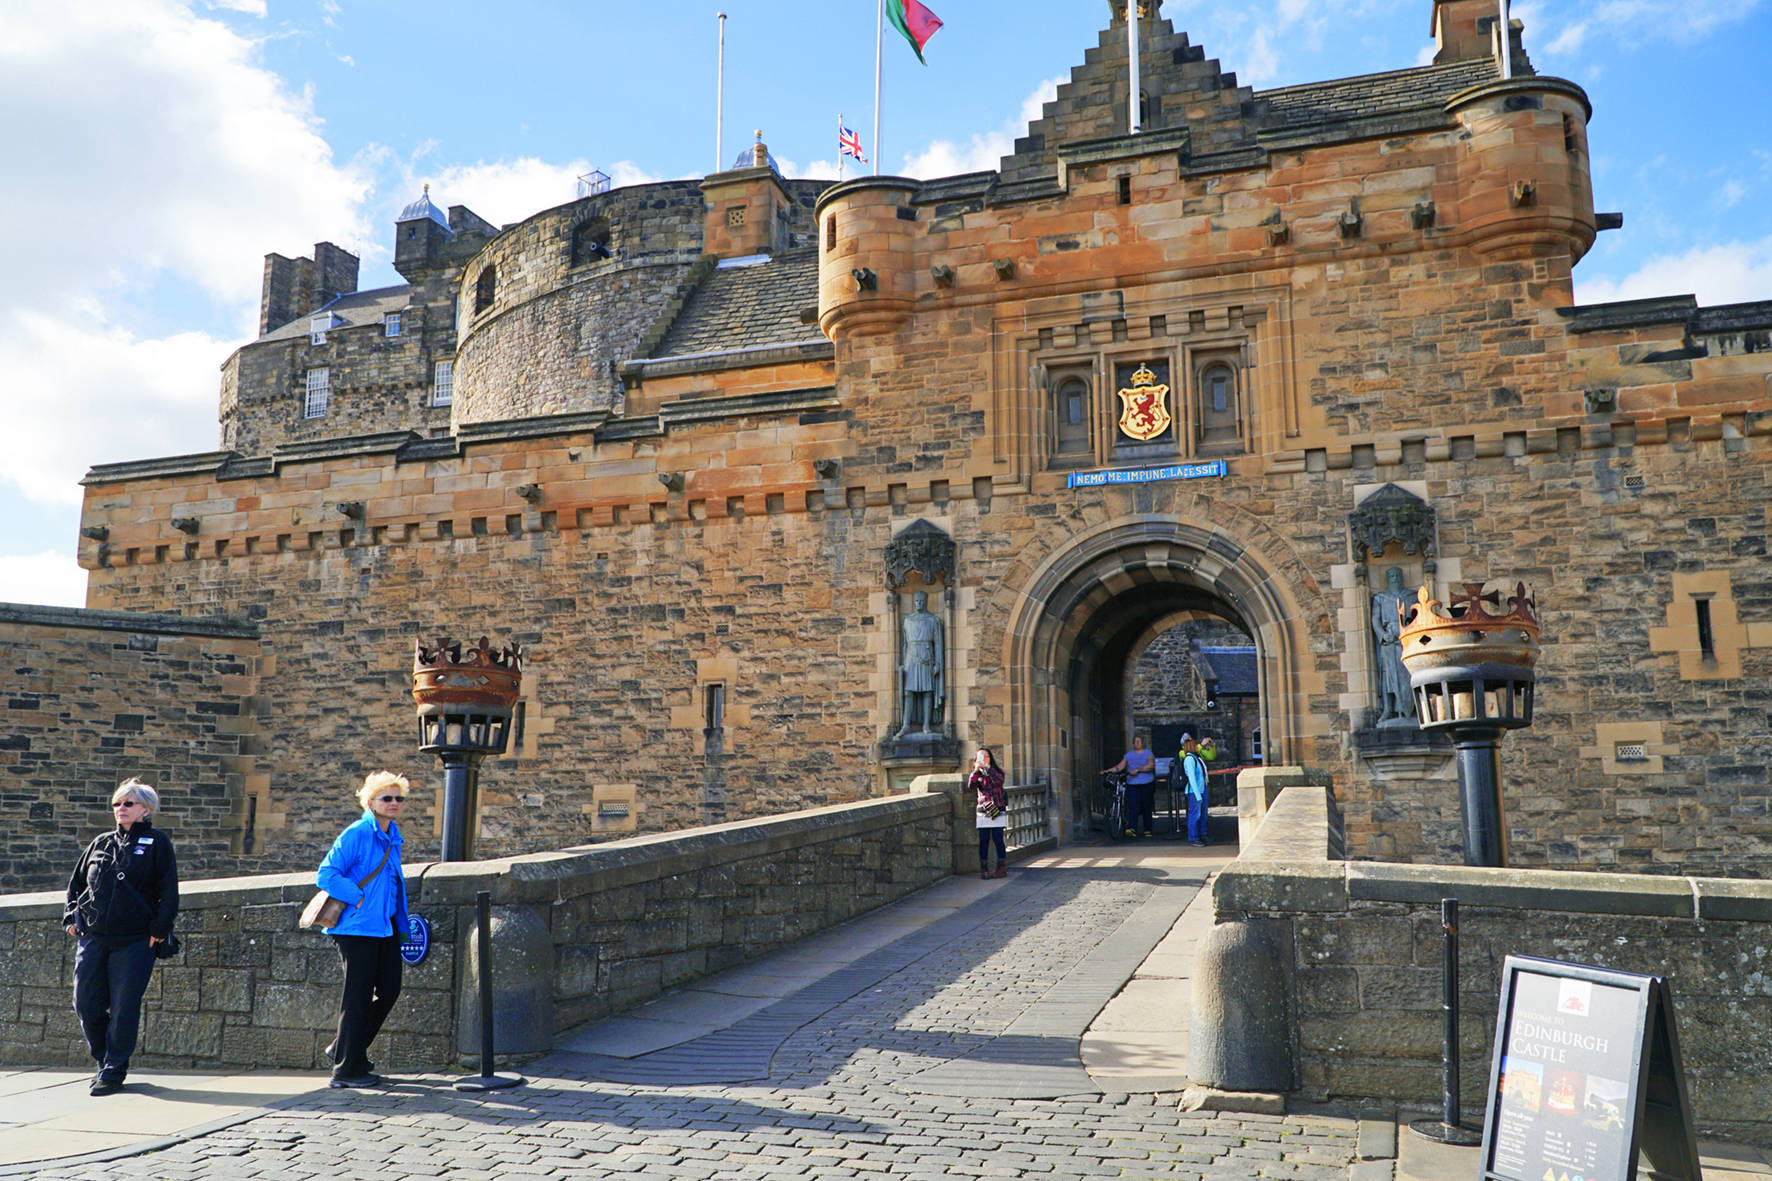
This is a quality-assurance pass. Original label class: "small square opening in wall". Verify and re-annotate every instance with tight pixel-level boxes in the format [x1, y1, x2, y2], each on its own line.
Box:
[727, 206, 747, 227]
[1614, 743, 1649, 763]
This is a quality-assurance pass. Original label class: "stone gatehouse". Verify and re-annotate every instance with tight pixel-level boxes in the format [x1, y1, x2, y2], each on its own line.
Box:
[12, 0, 1771, 888]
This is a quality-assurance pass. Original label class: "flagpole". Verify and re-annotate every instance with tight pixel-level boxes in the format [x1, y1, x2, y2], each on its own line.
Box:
[873, 0, 884, 176]
[1497, 0, 1511, 79]
[1127, 1, 1140, 134]
[838, 113, 845, 181]
[716, 12, 727, 172]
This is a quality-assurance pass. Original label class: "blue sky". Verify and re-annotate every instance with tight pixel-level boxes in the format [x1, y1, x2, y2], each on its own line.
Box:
[3, 0, 1770, 607]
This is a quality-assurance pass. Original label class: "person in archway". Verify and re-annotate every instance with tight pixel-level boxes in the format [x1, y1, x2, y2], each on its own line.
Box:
[1180, 736, 1210, 846]
[1104, 735, 1156, 838]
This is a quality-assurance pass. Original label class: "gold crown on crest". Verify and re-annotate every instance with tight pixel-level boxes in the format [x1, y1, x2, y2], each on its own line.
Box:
[1128, 364, 1158, 388]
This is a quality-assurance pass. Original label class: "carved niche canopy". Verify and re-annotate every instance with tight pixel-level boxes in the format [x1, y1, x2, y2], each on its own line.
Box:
[885, 519, 956, 589]
[1349, 484, 1436, 564]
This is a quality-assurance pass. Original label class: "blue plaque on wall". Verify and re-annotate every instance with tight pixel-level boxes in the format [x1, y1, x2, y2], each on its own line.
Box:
[400, 913, 431, 965]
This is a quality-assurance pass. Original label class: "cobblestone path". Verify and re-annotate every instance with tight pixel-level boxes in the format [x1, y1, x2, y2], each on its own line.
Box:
[36, 864, 1366, 1180]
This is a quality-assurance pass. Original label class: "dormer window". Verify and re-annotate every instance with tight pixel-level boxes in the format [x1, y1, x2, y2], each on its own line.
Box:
[384, 312, 402, 337]
[309, 313, 339, 345]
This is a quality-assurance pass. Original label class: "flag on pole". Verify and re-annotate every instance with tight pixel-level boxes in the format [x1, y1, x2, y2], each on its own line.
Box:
[886, 0, 943, 65]
[840, 122, 867, 163]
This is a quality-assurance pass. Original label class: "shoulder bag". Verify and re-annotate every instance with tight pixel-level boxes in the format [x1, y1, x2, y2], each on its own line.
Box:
[300, 845, 391, 930]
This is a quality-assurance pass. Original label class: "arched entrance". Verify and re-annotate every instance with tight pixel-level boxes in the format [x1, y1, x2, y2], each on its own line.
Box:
[1000, 517, 1317, 841]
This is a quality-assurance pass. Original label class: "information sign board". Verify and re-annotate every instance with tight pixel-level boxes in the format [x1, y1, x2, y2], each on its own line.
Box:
[1480, 956, 1699, 1181]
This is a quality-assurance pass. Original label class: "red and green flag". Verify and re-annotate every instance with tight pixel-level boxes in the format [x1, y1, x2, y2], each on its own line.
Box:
[887, 0, 944, 65]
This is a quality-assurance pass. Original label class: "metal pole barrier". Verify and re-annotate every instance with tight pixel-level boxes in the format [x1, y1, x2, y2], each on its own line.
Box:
[1410, 897, 1480, 1144]
[454, 889, 522, 1091]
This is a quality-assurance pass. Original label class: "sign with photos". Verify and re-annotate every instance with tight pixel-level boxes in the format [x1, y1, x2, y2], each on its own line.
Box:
[1481, 956, 1700, 1181]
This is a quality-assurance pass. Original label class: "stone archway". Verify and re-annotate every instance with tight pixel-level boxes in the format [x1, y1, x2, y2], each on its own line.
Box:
[998, 514, 1323, 841]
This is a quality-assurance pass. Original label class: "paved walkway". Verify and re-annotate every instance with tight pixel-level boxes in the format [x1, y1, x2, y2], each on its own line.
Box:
[8, 841, 1769, 1179]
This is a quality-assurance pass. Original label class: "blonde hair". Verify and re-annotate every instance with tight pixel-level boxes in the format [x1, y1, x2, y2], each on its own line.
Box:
[357, 771, 410, 809]
[112, 778, 159, 815]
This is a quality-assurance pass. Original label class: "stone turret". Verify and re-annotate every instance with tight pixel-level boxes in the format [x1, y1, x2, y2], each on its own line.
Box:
[1444, 75, 1595, 262]
[815, 176, 921, 339]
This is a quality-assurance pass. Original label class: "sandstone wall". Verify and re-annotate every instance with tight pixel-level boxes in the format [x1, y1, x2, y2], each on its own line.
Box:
[0, 604, 260, 892]
[1212, 785, 1772, 1144]
[0, 792, 954, 1072]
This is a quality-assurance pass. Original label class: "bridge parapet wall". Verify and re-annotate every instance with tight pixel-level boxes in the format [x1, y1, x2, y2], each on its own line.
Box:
[0, 792, 953, 1073]
[1208, 784, 1772, 1144]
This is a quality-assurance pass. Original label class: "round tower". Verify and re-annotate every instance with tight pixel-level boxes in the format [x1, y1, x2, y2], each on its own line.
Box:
[1444, 76, 1596, 263]
[815, 177, 921, 339]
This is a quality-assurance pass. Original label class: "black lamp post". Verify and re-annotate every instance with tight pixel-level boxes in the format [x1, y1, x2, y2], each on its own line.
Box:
[412, 636, 522, 862]
[1397, 582, 1539, 868]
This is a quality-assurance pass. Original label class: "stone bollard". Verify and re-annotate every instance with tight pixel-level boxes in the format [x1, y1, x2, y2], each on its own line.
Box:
[1189, 919, 1295, 1092]
[455, 903, 554, 1057]
[910, 772, 978, 875]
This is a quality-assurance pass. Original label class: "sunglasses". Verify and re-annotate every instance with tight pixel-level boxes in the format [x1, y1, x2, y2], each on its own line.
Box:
[112, 801, 142, 809]
[376, 795, 406, 804]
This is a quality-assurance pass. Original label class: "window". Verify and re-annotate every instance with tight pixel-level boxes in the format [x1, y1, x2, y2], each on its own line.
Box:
[431, 360, 453, 407]
[705, 684, 726, 730]
[474, 265, 496, 314]
[304, 368, 329, 418]
[826, 216, 837, 252]
[384, 312, 401, 337]
[309, 314, 333, 345]
[571, 219, 612, 266]
[1053, 376, 1091, 456]
[1195, 358, 1242, 454]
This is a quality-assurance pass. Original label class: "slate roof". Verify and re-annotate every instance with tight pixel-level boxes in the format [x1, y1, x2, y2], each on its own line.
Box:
[653, 250, 824, 360]
[1197, 647, 1259, 696]
[1255, 58, 1504, 132]
[259, 285, 412, 343]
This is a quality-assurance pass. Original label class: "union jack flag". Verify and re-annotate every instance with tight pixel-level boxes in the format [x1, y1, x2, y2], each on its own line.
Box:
[839, 123, 867, 163]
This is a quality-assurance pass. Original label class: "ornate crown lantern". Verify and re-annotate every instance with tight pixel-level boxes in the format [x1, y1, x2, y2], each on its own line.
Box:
[1395, 581, 1541, 868]
[413, 637, 522, 761]
[1397, 581, 1539, 729]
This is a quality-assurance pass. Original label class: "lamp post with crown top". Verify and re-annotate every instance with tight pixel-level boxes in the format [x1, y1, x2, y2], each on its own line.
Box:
[411, 636, 522, 862]
[1396, 581, 1540, 867]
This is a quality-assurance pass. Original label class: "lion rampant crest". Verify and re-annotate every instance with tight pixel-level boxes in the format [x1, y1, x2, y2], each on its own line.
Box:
[1116, 364, 1171, 441]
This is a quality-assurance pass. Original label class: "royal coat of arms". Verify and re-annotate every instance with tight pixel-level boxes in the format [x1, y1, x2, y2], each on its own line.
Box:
[1116, 364, 1171, 441]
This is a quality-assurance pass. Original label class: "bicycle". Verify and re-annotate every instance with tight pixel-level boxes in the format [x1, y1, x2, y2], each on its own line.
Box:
[1099, 771, 1129, 842]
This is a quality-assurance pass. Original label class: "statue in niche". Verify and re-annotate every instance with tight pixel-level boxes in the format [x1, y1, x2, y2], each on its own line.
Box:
[1370, 565, 1414, 726]
[896, 589, 946, 736]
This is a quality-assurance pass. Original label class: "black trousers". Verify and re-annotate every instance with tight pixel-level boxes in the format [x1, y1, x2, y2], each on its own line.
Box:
[977, 826, 1006, 866]
[1127, 782, 1156, 834]
[331, 933, 403, 1074]
[73, 936, 155, 1079]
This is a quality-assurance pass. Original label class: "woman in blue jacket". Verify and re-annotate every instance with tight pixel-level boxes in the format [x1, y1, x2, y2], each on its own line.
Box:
[316, 771, 411, 1088]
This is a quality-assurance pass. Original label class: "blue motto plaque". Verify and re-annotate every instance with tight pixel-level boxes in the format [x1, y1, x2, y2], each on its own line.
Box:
[400, 913, 431, 965]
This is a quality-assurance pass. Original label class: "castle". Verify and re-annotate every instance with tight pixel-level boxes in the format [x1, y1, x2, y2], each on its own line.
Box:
[7, 0, 1772, 889]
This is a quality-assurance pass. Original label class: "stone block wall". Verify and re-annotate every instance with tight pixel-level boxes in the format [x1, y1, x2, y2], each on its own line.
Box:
[1211, 785, 1772, 1144]
[0, 604, 261, 892]
[0, 792, 954, 1072]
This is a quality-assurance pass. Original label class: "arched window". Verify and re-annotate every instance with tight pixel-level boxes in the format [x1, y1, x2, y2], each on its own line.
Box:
[1196, 359, 1241, 454]
[1053, 375, 1091, 457]
[474, 265, 497, 314]
[571, 219, 612, 266]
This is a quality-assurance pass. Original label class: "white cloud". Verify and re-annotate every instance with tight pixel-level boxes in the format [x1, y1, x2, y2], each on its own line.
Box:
[0, 551, 90, 609]
[410, 157, 672, 225]
[900, 75, 1067, 179]
[0, 0, 370, 516]
[1575, 238, 1772, 307]
[1529, 0, 1765, 61]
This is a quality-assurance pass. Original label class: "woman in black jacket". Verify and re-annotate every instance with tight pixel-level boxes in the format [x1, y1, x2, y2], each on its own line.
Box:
[63, 778, 179, 1095]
